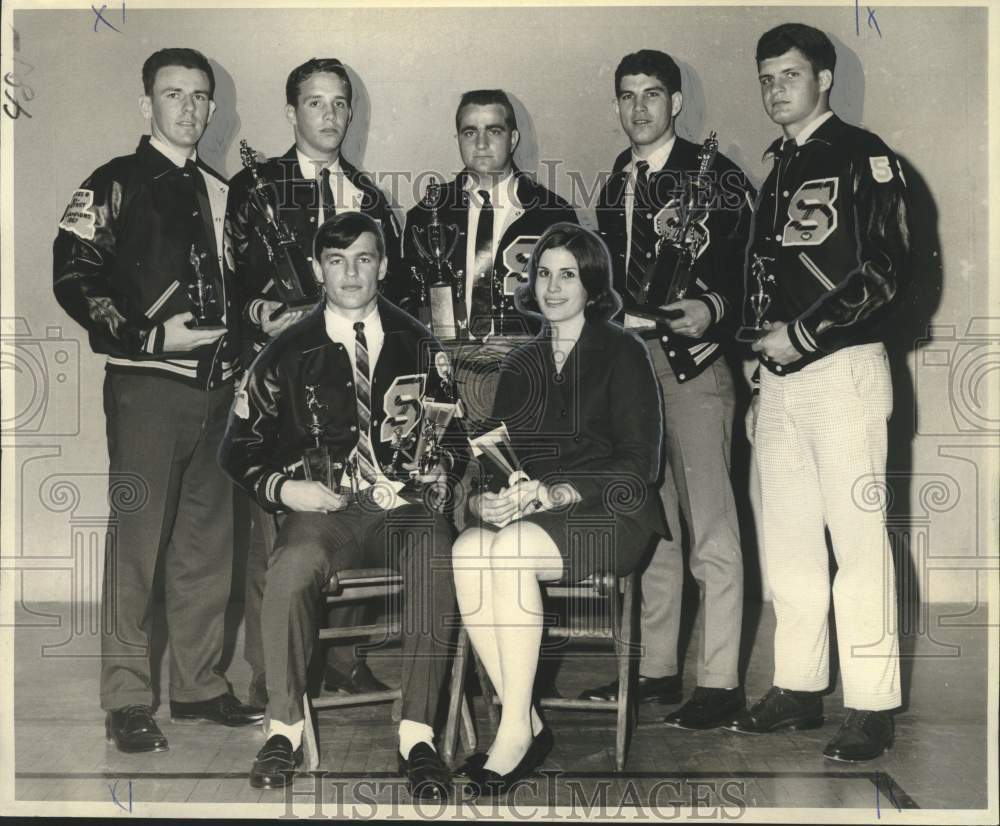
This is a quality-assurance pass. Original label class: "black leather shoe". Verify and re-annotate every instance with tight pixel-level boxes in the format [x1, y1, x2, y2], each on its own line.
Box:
[578, 674, 682, 705]
[398, 742, 451, 801]
[726, 686, 824, 734]
[664, 686, 747, 730]
[248, 673, 269, 709]
[823, 709, 893, 762]
[250, 735, 303, 790]
[324, 662, 391, 695]
[169, 692, 265, 727]
[464, 726, 554, 799]
[105, 705, 168, 754]
[453, 751, 488, 778]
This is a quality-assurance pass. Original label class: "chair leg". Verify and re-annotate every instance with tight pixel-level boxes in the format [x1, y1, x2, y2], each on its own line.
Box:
[302, 692, 320, 772]
[471, 645, 500, 728]
[614, 574, 636, 772]
[443, 626, 470, 764]
[459, 694, 476, 754]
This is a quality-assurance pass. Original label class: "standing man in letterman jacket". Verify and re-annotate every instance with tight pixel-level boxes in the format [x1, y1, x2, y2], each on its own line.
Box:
[53, 48, 262, 755]
[582, 49, 755, 731]
[727, 23, 909, 762]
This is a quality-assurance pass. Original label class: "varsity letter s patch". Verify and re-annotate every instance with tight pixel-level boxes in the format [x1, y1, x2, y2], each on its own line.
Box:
[869, 156, 894, 183]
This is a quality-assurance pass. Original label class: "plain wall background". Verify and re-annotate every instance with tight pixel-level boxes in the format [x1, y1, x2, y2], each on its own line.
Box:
[3, 5, 994, 613]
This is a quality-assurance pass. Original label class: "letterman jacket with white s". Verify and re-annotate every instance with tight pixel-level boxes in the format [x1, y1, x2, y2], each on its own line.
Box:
[746, 114, 911, 376]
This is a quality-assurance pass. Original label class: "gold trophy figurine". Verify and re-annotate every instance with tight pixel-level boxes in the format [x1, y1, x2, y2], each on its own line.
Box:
[737, 254, 777, 342]
[185, 244, 226, 329]
[410, 177, 463, 339]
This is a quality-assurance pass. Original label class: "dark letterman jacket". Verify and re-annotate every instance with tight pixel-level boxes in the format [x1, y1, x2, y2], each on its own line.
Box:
[228, 145, 405, 352]
[486, 319, 668, 540]
[596, 137, 755, 383]
[218, 297, 467, 513]
[53, 135, 239, 389]
[746, 114, 911, 376]
[403, 169, 579, 336]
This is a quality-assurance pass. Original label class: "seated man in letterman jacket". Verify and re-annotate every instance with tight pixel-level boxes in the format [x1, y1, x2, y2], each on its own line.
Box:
[583, 50, 756, 731]
[227, 56, 404, 710]
[219, 212, 464, 799]
[729, 23, 910, 764]
[403, 89, 578, 340]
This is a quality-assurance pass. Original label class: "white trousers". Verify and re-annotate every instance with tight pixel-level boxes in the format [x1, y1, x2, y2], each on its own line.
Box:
[756, 343, 901, 710]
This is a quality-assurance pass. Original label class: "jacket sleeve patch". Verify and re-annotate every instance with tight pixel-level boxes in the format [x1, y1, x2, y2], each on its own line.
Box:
[58, 189, 97, 240]
[869, 156, 894, 183]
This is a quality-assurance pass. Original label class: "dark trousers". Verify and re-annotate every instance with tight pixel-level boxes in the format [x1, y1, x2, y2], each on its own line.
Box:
[262, 502, 457, 726]
[100, 372, 234, 710]
[244, 501, 367, 682]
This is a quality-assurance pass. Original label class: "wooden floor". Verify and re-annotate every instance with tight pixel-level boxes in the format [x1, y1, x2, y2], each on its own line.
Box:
[11, 599, 993, 816]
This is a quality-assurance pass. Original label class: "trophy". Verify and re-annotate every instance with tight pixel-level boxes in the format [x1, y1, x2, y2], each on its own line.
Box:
[410, 178, 465, 339]
[301, 385, 351, 494]
[185, 244, 226, 329]
[468, 423, 528, 490]
[628, 132, 719, 323]
[239, 139, 320, 319]
[736, 254, 777, 343]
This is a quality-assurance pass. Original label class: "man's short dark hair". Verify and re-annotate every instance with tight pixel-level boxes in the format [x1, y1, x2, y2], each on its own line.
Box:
[455, 89, 517, 132]
[286, 58, 353, 107]
[314, 211, 385, 260]
[515, 222, 622, 323]
[142, 48, 215, 98]
[614, 50, 682, 97]
[756, 23, 837, 77]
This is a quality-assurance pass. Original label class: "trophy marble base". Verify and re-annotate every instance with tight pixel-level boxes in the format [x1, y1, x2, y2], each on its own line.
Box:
[185, 317, 226, 330]
[268, 296, 320, 321]
[735, 326, 767, 344]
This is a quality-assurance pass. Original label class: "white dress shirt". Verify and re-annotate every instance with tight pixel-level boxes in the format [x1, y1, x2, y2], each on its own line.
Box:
[297, 149, 365, 224]
[463, 172, 522, 317]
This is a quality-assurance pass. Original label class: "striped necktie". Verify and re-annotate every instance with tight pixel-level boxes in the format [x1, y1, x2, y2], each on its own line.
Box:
[353, 321, 378, 483]
[626, 160, 654, 302]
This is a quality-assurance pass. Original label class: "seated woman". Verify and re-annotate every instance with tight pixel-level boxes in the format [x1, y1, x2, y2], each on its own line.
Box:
[452, 222, 668, 795]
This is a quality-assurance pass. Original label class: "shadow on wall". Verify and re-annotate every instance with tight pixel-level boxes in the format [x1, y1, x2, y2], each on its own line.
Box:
[508, 91, 539, 177]
[341, 62, 370, 170]
[200, 61, 241, 176]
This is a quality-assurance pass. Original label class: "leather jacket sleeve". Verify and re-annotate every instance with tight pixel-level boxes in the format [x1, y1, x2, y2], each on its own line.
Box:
[53, 164, 161, 357]
[218, 342, 290, 513]
[791, 144, 911, 354]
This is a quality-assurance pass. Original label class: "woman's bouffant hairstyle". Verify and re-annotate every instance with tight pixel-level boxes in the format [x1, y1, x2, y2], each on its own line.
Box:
[514, 222, 622, 322]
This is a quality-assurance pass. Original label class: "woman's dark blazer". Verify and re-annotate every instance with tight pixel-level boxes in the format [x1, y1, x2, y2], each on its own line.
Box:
[486, 318, 668, 539]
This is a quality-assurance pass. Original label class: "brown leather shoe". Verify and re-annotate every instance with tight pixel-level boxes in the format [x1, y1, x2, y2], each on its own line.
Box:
[726, 686, 824, 734]
[169, 692, 264, 727]
[250, 735, 303, 790]
[578, 674, 682, 705]
[323, 662, 391, 695]
[823, 709, 893, 762]
[105, 705, 168, 754]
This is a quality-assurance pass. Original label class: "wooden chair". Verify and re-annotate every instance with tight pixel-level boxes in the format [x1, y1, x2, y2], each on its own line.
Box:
[443, 570, 639, 772]
[293, 567, 477, 771]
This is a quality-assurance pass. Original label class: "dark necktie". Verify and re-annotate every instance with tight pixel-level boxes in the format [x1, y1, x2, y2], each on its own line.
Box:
[626, 160, 655, 302]
[184, 159, 220, 291]
[353, 321, 378, 483]
[318, 167, 336, 223]
[469, 189, 495, 338]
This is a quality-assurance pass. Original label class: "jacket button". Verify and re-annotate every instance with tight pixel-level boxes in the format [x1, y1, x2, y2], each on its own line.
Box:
[660, 335, 669, 342]
[346, 380, 352, 387]
[775, 234, 782, 242]
[573, 435, 582, 444]
[310, 216, 316, 222]
[678, 373, 686, 381]
[192, 210, 199, 217]
[668, 350, 676, 357]
[775, 365, 784, 373]
[782, 190, 790, 197]
[350, 425, 358, 432]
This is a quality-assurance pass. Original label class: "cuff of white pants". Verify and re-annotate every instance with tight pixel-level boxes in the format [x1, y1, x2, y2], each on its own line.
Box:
[269, 718, 304, 750]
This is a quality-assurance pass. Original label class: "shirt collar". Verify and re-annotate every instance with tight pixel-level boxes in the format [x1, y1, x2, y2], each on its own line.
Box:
[463, 169, 519, 210]
[791, 110, 834, 147]
[324, 302, 381, 339]
[149, 135, 196, 168]
[298, 148, 342, 179]
[763, 110, 836, 162]
[629, 135, 676, 175]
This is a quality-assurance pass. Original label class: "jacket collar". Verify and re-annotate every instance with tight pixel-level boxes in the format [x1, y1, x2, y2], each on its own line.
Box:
[454, 166, 542, 211]
[291, 294, 421, 352]
[277, 144, 365, 185]
[762, 112, 844, 162]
